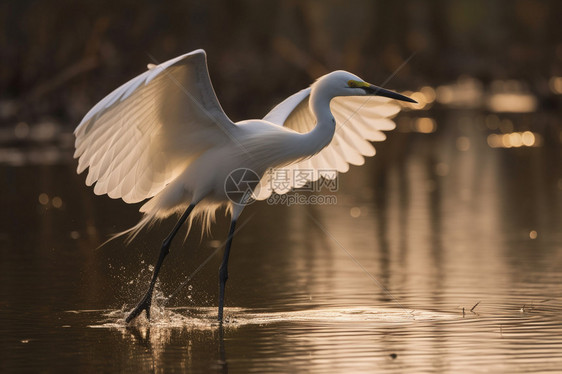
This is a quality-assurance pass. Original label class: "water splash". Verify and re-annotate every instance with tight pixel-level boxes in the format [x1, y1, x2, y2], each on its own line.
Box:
[85, 305, 455, 331]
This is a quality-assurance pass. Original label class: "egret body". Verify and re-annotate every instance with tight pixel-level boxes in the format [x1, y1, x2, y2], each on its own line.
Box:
[74, 49, 415, 323]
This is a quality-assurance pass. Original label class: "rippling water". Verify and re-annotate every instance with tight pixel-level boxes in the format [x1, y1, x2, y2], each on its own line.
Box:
[1, 110, 561, 372]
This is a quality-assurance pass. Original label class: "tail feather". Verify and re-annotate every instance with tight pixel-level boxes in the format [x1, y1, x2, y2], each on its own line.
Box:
[97, 199, 234, 249]
[96, 214, 156, 250]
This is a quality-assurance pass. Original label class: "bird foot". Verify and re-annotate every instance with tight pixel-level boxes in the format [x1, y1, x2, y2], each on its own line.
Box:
[125, 291, 153, 323]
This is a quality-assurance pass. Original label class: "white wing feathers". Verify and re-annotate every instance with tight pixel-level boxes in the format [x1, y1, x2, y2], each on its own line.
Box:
[262, 88, 312, 126]
[74, 49, 235, 204]
[256, 89, 401, 200]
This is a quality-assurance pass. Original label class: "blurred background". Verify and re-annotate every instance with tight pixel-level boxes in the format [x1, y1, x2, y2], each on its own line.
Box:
[1, 1, 562, 372]
[1, 0, 561, 130]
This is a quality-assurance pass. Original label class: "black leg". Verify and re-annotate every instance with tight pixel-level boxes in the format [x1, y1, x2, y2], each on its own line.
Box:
[218, 219, 237, 321]
[126, 204, 196, 323]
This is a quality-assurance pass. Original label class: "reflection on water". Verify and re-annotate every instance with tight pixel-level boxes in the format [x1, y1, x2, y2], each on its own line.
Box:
[1, 106, 561, 372]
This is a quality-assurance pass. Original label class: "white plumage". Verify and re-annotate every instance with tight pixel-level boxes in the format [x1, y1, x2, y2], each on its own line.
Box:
[256, 89, 401, 199]
[74, 49, 415, 322]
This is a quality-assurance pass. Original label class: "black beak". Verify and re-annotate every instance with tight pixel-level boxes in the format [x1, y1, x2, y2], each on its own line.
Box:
[364, 84, 417, 103]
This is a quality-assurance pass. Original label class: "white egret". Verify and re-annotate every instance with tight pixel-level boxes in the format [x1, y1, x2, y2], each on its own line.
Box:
[74, 49, 415, 323]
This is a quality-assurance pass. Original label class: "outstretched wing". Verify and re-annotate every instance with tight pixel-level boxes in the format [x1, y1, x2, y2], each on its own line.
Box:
[74, 49, 237, 203]
[255, 88, 401, 199]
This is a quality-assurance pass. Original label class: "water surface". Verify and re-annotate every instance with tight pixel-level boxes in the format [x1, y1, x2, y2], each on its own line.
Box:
[1, 109, 562, 373]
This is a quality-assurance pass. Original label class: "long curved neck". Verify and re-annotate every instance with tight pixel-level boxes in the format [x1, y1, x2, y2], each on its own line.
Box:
[300, 86, 336, 156]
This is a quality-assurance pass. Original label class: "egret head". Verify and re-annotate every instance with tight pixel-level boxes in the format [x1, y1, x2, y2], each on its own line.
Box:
[318, 70, 416, 103]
